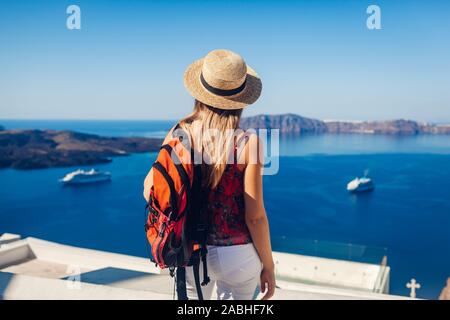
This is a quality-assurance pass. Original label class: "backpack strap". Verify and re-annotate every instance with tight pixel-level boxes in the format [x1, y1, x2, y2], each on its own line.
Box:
[172, 122, 210, 299]
[176, 267, 188, 300]
[192, 164, 210, 288]
[160, 144, 191, 198]
[191, 251, 204, 300]
[152, 161, 179, 219]
[200, 247, 210, 286]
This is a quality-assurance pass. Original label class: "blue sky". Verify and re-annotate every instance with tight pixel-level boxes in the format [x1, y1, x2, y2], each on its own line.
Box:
[0, 0, 449, 121]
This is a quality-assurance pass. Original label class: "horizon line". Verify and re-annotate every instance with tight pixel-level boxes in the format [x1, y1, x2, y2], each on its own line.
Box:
[1, 115, 450, 124]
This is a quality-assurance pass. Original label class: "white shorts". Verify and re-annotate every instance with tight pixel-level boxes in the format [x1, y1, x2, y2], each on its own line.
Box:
[185, 243, 263, 300]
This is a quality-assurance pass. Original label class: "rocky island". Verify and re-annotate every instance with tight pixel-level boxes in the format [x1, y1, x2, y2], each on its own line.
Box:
[240, 114, 450, 135]
[0, 129, 162, 169]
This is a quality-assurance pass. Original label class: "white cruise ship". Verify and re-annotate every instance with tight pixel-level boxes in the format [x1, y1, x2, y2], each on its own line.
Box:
[347, 177, 374, 193]
[60, 169, 111, 185]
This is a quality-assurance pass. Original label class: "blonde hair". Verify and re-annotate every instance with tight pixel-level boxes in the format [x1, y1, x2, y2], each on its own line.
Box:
[179, 100, 243, 189]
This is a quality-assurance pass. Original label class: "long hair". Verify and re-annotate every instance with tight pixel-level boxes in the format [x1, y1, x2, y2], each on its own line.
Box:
[179, 100, 243, 189]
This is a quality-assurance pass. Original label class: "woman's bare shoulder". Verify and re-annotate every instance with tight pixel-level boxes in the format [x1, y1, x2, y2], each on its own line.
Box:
[236, 130, 264, 167]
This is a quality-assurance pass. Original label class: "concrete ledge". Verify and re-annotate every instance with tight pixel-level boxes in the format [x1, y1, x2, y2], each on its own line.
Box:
[0, 233, 21, 246]
[0, 272, 172, 300]
[0, 240, 34, 269]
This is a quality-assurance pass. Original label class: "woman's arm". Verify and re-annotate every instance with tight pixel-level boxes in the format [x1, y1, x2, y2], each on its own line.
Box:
[243, 134, 276, 300]
[143, 168, 153, 202]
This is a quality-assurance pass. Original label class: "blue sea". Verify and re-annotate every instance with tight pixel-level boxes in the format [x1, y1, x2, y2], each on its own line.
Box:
[1, 120, 450, 299]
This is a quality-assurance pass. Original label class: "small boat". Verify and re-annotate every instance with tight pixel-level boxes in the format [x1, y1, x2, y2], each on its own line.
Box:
[60, 169, 111, 185]
[347, 177, 374, 193]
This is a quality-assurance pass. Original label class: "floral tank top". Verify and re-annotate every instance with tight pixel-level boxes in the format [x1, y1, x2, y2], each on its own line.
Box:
[206, 142, 252, 246]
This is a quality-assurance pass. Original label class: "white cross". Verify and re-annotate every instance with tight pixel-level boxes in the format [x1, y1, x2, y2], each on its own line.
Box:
[406, 278, 421, 298]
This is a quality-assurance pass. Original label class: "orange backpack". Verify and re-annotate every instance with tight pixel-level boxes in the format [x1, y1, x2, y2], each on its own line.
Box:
[145, 124, 209, 299]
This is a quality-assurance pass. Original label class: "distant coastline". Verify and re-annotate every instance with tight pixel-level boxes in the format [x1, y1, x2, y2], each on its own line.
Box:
[0, 129, 162, 170]
[240, 114, 450, 135]
[1, 114, 449, 170]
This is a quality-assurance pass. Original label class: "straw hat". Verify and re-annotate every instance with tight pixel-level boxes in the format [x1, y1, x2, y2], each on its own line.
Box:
[183, 49, 262, 110]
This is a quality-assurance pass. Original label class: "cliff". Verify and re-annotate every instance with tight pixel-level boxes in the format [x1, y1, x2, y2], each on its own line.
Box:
[240, 113, 327, 133]
[241, 114, 450, 135]
[0, 130, 162, 169]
